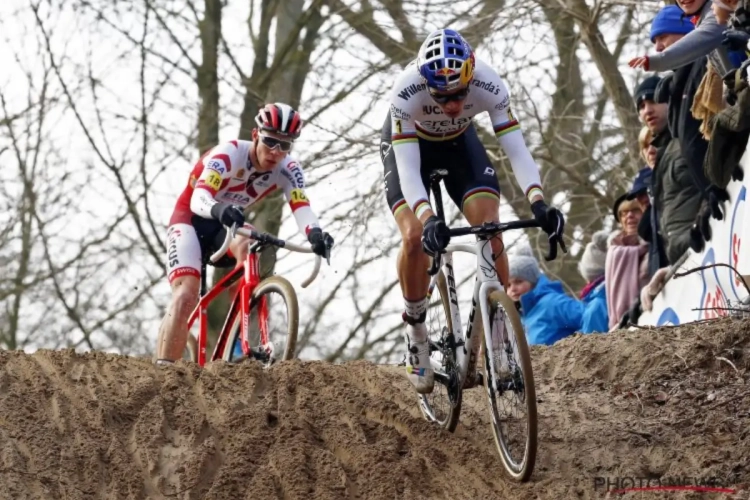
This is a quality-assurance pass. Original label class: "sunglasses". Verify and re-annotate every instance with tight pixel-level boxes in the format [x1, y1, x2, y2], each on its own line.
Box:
[259, 134, 293, 152]
[428, 86, 470, 104]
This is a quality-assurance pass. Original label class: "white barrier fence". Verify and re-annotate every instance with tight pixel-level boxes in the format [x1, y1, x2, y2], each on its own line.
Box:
[638, 149, 750, 326]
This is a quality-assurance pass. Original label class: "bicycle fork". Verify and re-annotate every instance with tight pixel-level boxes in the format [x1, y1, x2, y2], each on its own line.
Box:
[471, 238, 513, 392]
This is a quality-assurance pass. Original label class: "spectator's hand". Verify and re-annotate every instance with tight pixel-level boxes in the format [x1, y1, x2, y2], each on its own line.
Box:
[699, 205, 713, 242]
[617, 297, 643, 329]
[628, 56, 649, 70]
[421, 215, 451, 257]
[723, 60, 750, 105]
[210, 203, 246, 228]
[704, 185, 730, 220]
[732, 164, 744, 182]
[640, 267, 669, 312]
[689, 223, 706, 253]
[722, 28, 750, 52]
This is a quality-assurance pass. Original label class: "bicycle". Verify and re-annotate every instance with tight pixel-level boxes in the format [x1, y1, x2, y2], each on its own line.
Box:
[182, 223, 326, 367]
[415, 169, 563, 482]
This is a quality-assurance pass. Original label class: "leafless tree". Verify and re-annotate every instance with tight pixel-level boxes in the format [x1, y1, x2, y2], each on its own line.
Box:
[3, 0, 671, 365]
[305, 0, 665, 361]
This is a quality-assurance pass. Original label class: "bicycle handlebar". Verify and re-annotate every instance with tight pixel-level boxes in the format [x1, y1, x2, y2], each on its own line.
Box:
[427, 219, 567, 276]
[210, 224, 322, 289]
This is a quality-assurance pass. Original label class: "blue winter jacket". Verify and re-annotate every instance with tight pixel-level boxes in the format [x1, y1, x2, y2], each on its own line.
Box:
[519, 275, 584, 346]
[580, 281, 608, 334]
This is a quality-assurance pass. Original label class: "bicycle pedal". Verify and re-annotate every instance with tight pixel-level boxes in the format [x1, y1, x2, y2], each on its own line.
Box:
[231, 347, 272, 365]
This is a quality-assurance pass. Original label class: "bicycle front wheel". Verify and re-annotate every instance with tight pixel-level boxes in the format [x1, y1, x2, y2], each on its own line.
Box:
[482, 290, 537, 482]
[221, 276, 299, 367]
[418, 270, 462, 432]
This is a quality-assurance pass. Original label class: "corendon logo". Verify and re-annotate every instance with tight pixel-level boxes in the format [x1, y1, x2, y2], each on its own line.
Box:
[699, 247, 729, 320]
[728, 185, 745, 298]
[733, 232, 742, 288]
[703, 285, 729, 320]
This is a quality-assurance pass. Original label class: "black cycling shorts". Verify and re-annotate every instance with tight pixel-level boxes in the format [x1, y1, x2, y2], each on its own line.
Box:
[191, 215, 237, 268]
[379, 112, 501, 217]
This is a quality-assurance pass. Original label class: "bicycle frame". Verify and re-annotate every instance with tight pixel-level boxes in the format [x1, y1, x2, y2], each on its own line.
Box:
[185, 225, 320, 366]
[428, 239, 505, 387]
[423, 169, 556, 389]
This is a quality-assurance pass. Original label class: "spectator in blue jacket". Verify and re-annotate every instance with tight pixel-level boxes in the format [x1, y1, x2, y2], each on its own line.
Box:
[507, 246, 584, 346]
[577, 230, 609, 334]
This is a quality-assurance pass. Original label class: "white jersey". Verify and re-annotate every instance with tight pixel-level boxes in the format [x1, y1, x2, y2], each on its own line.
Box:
[166, 140, 321, 282]
[387, 58, 544, 218]
[170, 139, 319, 236]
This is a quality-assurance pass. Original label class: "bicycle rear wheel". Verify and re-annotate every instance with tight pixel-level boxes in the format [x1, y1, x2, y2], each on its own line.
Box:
[221, 276, 299, 367]
[417, 270, 462, 431]
[482, 290, 537, 482]
[184, 333, 198, 362]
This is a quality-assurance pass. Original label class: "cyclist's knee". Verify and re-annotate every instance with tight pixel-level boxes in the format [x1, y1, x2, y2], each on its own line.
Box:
[463, 196, 499, 225]
[401, 224, 425, 258]
[395, 211, 425, 259]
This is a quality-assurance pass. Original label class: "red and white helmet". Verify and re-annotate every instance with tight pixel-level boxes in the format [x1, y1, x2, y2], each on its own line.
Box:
[254, 102, 303, 140]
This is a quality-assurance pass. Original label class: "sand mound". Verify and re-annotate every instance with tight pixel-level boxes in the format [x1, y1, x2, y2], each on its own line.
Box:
[1, 317, 750, 499]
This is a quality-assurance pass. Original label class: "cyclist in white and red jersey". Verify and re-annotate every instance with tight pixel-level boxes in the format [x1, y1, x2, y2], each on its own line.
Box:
[381, 29, 565, 393]
[155, 102, 334, 365]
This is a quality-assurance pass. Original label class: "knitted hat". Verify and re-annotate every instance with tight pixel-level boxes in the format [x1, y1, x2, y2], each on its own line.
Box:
[508, 245, 541, 286]
[578, 230, 609, 282]
[634, 75, 662, 110]
[650, 5, 694, 43]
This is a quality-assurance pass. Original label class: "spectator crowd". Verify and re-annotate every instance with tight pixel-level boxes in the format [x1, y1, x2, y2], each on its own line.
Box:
[508, 0, 750, 345]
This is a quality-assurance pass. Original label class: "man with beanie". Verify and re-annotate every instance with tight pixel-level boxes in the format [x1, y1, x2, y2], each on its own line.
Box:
[578, 230, 609, 334]
[636, 75, 669, 136]
[635, 74, 671, 274]
[634, 74, 670, 273]
[506, 246, 583, 346]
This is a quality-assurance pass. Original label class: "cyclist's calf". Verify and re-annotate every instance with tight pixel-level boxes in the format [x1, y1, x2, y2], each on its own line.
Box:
[171, 278, 200, 320]
[157, 276, 200, 361]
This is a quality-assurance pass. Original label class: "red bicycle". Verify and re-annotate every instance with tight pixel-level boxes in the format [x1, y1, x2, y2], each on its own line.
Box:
[182, 223, 325, 367]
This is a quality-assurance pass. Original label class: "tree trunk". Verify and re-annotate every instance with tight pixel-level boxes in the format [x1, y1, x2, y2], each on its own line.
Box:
[207, 0, 325, 350]
[197, 0, 222, 155]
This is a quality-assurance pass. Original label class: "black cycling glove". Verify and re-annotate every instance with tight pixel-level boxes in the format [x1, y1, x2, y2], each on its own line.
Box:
[530, 200, 565, 241]
[210, 203, 245, 227]
[421, 215, 451, 257]
[307, 227, 334, 259]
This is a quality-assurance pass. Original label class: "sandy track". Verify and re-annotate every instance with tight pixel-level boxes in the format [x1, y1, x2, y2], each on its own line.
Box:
[1, 317, 749, 499]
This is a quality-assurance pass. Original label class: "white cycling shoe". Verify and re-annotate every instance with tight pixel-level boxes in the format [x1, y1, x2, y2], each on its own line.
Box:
[405, 322, 434, 394]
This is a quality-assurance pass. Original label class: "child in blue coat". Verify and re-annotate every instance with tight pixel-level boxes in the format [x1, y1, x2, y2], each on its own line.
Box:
[507, 246, 584, 346]
[577, 230, 609, 333]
